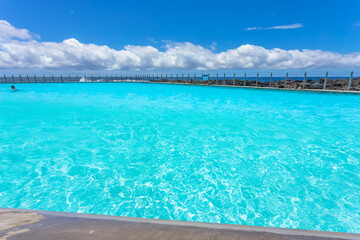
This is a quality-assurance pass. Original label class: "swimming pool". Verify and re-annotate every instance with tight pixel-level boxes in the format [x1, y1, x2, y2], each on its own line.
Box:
[0, 83, 359, 233]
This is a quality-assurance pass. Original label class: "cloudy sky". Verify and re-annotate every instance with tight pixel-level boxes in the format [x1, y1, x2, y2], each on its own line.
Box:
[0, 0, 360, 75]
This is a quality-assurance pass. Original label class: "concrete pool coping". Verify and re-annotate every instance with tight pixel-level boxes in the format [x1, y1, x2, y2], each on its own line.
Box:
[144, 81, 360, 94]
[1, 208, 359, 240]
[1, 80, 360, 94]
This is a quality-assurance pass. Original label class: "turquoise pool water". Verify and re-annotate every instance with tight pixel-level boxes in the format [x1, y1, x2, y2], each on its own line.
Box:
[0, 83, 360, 233]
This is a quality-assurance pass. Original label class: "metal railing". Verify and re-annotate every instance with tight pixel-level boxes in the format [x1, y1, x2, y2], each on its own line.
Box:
[0, 72, 358, 91]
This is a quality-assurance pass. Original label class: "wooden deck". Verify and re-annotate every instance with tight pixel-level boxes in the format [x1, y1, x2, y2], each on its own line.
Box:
[1, 208, 359, 240]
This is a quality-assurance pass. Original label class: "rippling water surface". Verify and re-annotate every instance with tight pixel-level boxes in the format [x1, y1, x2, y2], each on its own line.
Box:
[0, 83, 360, 233]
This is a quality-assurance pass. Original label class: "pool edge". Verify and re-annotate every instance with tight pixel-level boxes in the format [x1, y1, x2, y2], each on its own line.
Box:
[1, 208, 359, 239]
[2, 81, 360, 94]
[144, 81, 360, 94]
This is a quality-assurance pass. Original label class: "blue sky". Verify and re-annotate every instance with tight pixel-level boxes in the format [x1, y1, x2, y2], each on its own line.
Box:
[0, 0, 360, 75]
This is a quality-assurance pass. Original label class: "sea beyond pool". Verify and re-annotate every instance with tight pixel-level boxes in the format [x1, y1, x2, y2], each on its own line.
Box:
[0, 83, 359, 233]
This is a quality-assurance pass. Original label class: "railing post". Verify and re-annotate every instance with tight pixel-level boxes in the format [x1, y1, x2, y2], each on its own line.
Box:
[323, 71, 328, 90]
[91, 75, 94, 82]
[182, 73, 184, 81]
[34, 74, 37, 83]
[12, 74, 15, 83]
[269, 72, 272, 87]
[27, 74, 29, 83]
[233, 73, 235, 85]
[303, 72, 306, 89]
[223, 73, 225, 85]
[52, 74, 55, 82]
[285, 72, 288, 88]
[166, 74, 167, 81]
[202, 73, 203, 81]
[60, 74, 63, 82]
[19, 74, 22, 83]
[84, 75, 86, 82]
[69, 75, 71, 82]
[43, 75, 46, 83]
[194, 73, 196, 83]
[256, 72, 259, 87]
[244, 73, 246, 86]
[216, 73, 218, 83]
[348, 71, 353, 91]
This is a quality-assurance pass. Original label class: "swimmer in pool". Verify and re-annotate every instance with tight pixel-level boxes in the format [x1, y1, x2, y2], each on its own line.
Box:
[11, 85, 16, 90]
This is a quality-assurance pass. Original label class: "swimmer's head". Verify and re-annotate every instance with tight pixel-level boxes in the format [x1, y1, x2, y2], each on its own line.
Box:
[11, 85, 16, 90]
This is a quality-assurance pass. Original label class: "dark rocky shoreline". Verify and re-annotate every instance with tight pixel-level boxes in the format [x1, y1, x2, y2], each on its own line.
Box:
[150, 77, 360, 91]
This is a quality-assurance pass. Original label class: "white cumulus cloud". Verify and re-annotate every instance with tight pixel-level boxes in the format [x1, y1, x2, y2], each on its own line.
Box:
[0, 20, 360, 70]
[0, 20, 32, 41]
